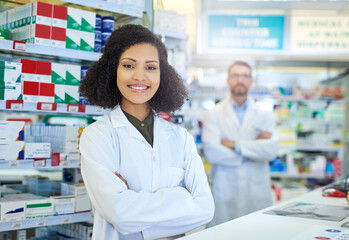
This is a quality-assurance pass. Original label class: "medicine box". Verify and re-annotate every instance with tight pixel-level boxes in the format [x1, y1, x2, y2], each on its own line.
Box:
[0, 199, 25, 222]
[36, 60, 51, 83]
[0, 142, 24, 160]
[24, 142, 51, 160]
[20, 59, 36, 82]
[51, 63, 66, 85]
[52, 5, 67, 28]
[30, 23, 51, 46]
[51, 195, 75, 215]
[51, 26, 66, 48]
[80, 10, 95, 33]
[22, 80, 39, 102]
[54, 84, 65, 103]
[65, 85, 79, 104]
[31, 1, 52, 26]
[66, 28, 80, 50]
[39, 82, 55, 103]
[66, 64, 81, 86]
[0, 121, 24, 142]
[67, 7, 81, 30]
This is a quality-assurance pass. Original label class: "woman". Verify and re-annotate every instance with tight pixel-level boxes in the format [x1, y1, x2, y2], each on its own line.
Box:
[79, 24, 214, 240]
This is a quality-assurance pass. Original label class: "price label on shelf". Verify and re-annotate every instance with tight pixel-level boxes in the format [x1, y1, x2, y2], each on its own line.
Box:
[13, 40, 26, 51]
[6, 100, 24, 110]
[60, 160, 70, 167]
[12, 221, 23, 229]
[37, 102, 57, 111]
[68, 105, 79, 113]
[96, 2, 106, 9]
[67, 104, 86, 113]
[34, 159, 46, 168]
[62, 215, 72, 224]
[36, 218, 47, 227]
[8, 161, 20, 168]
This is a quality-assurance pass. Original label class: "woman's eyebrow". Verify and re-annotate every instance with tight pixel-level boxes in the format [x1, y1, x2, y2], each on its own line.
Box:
[120, 58, 159, 64]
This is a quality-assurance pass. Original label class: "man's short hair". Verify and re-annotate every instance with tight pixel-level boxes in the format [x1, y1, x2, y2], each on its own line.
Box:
[228, 61, 252, 75]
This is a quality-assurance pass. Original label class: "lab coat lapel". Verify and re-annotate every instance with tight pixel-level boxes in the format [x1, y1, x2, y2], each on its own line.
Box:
[109, 106, 150, 142]
[222, 97, 239, 128]
[153, 115, 171, 149]
[241, 98, 256, 133]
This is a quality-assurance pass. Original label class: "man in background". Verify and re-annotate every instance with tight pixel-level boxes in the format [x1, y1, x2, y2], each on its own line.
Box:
[202, 61, 279, 227]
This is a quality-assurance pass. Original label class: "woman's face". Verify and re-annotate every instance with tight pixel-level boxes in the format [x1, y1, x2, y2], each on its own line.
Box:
[117, 43, 160, 110]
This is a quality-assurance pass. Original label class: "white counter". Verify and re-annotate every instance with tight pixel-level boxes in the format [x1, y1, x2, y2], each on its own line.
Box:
[179, 189, 348, 240]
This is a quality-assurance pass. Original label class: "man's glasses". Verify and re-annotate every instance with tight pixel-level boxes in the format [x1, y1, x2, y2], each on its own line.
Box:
[229, 74, 251, 81]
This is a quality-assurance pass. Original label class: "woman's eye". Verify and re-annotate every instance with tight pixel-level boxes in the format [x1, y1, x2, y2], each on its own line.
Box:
[146, 66, 157, 70]
[123, 64, 133, 69]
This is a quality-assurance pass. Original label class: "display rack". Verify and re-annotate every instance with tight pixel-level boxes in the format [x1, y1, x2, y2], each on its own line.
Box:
[0, 100, 107, 116]
[0, 159, 81, 170]
[279, 145, 342, 153]
[0, 40, 102, 62]
[0, 212, 92, 232]
[270, 172, 334, 180]
[62, 0, 143, 17]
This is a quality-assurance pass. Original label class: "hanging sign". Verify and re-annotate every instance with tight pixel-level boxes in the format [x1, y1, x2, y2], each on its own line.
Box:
[290, 16, 349, 53]
[206, 14, 284, 51]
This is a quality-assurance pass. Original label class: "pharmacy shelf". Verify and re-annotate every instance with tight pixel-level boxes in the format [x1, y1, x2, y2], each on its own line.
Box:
[0, 159, 81, 170]
[279, 145, 342, 152]
[153, 27, 187, 40]
[0, 100, 108, 116]
[0, 212, 92, 232]
[63, 0, 143, 17]
[270, 172, 334, 180]
[253, 95, 347, 103]
[276, 118, 344, 125]
[0, 40, 102, 62]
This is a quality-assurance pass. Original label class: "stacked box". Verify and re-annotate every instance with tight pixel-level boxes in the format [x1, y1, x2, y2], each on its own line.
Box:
[61, 183, 91, 213]
[51, 5, 67, 48]
[24, 142, 51, 161]
[0, 198, 26, 222]
[0, 121, 25, 161]
[65, 64, 81, 104]
[51, 195, 75, 215]
[0, 61, 22, 100]
[66, 7, 95, 51]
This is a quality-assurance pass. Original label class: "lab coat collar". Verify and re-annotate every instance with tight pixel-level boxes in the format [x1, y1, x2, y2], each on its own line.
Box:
[222, 95, 257, 128]
[108, 105, 172, 147]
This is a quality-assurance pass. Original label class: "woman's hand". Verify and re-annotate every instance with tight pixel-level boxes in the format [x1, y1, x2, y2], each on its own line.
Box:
[114, 171, 129, 189]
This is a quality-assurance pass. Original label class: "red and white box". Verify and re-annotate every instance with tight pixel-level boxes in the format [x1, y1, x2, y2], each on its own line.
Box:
[36, 61, 51, 83]
[31, 1, 52, 26]
[30, 23, 51, 46]
[22, 80, 39, 102]
[39, 82, 55, 103]
[20, 59, 36, 82]
[52, 5, 67, 28]
[51, 26, 66, 48]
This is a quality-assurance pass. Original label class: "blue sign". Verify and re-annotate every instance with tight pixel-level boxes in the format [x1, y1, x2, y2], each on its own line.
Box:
[208, 15, 284, 50]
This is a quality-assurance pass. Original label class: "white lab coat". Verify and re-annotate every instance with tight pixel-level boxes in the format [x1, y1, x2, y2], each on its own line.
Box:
[202, 96, 279, 226]
[79, 106, 214, 240]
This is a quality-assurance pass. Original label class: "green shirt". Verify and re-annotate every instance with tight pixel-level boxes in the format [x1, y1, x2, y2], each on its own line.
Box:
[122, 110, 154, 147]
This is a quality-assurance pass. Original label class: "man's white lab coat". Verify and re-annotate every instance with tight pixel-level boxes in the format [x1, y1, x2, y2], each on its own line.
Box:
[202, 97, 278, 226]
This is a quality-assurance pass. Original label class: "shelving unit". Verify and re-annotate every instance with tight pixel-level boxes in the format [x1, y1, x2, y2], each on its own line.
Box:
[0, 0, 151, 236]
[62, 0, 143, 17]
[0, 40, 102, 62]
[0, 212, 92, 232]
[0, 100, 107, 116]
[270, 172, 334, 180]
[0, 159, 81, 170]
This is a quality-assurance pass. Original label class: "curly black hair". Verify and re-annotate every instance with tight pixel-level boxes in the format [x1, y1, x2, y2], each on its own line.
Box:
[79, 24, 188, 113]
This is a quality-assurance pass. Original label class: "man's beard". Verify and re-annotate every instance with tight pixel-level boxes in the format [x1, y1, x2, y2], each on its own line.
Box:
[231, 85, 248, 97]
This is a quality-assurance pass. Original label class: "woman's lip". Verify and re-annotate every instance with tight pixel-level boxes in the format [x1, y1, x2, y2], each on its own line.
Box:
[128, 85, 150, 93]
